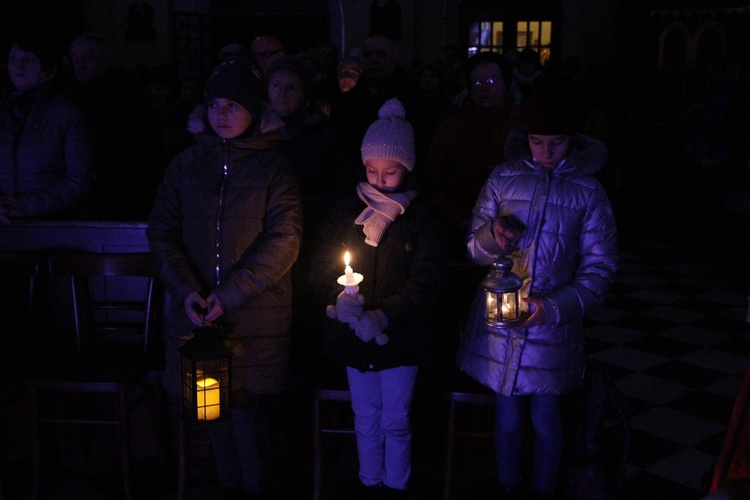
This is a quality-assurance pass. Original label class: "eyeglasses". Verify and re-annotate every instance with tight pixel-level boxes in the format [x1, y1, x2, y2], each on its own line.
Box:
[338, 70, 361, 79]
[362, 49, 388, 59]
[471, 76, 503, 88]
[253, 49, 282, 59]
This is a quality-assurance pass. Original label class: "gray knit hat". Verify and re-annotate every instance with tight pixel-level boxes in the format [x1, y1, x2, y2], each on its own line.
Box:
[361, 99, 415, 171]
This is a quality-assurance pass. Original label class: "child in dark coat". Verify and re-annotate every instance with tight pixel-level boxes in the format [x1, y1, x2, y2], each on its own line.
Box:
[147, 58, 303, 497]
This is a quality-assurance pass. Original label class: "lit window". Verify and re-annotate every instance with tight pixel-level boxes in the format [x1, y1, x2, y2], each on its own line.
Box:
[517, 20, 552, 64]
[468, 21, 504, 57]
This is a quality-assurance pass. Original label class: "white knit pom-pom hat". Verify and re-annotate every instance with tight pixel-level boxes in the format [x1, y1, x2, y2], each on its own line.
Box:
[361, 98, 416, 171]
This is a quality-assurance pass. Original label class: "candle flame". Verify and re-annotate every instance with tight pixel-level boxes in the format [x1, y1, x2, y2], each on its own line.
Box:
[344, 251, 350, 266]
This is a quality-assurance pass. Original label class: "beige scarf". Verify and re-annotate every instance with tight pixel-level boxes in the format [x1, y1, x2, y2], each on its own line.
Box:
[355, 182, 417, 246]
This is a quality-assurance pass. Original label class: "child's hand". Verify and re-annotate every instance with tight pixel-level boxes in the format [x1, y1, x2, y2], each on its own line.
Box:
[183, 290, 209, 326]
[520, 296, 547, 328]
[354, 309, 388, 342]
[492, 218, 522, 251]
[328, 291, 365, 328]
[204, 293, 225, 324]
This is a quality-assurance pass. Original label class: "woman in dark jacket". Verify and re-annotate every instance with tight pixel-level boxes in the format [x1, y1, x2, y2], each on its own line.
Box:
[147, 59, 303, 497]
[310, 99, 445, 498]
[0, 31, 95, 223]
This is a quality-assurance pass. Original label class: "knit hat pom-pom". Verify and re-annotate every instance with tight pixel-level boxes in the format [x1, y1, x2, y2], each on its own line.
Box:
[378, 98, 406, 120]
[361, 98, 415, 171]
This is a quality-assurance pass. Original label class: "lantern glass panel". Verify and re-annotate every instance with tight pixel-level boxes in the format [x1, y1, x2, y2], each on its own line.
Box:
[501, 291, 518, 321]
[486, 290, 499, 321]
[179, 333, 232, 424]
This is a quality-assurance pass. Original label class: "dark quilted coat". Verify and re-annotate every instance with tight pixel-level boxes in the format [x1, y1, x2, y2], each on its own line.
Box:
[147, 129, 303, 395]
[0, 83, 96, 217]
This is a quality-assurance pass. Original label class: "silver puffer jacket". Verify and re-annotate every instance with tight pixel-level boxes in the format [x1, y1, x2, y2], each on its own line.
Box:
[456, 130, 618, 396]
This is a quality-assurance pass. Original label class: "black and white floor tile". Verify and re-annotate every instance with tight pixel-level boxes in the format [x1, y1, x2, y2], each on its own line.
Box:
[584, 241, 750, 499]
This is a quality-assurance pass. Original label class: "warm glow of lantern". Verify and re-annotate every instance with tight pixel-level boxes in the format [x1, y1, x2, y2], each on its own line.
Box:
[197, 376, 221, 420]
[486, 290, 518, 322]
[486, 292, 498, 321]
[501, 293, 516, 319]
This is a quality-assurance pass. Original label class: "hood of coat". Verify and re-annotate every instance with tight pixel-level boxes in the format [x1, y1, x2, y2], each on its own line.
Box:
[503, 128, 608, 177]
[196, 119, 286, 152]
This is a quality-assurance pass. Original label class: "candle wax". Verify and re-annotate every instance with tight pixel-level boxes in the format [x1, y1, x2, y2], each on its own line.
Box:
[197, 377, 221, 420]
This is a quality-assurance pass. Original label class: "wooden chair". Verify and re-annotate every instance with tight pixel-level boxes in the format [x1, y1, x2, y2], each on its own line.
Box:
[312, 368, 354, 500]
[443, 369, 495, 500]
[0, 252, 43, 498]
[26, 252, 168, 500]
[0, 252, 43, 401]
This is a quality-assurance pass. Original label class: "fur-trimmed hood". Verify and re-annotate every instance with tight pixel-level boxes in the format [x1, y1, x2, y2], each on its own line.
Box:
[503, 129, 608, 178]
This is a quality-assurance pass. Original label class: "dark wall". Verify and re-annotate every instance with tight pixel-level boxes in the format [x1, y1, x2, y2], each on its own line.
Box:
[0, 1, 85, 48]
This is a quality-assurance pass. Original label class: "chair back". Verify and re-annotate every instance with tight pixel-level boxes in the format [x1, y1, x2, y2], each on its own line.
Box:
[0, 252, 41, 323]
[46, 252, 158, 355]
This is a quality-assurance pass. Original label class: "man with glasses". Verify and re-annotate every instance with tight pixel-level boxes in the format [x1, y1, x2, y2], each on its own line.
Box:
[425, 51, 522, 260]
[423, 52, 523, 351]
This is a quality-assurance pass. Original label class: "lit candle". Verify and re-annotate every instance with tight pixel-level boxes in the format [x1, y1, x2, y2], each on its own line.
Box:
[344, 251, 354, 283]
[338, 250, 363, 291]
[197, 376, 221, 420]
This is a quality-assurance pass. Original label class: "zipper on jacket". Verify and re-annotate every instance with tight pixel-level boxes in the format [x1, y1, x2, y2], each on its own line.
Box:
[214, 141, 229, 286]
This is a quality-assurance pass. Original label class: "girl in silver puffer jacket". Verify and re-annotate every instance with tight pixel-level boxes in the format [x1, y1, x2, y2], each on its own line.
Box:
[456, 75, 618, 499]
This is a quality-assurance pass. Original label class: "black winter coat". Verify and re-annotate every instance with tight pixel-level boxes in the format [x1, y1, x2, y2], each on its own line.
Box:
[310, 191, 446, 372]
[0, 83, 96, 218]
[147, 129, 303, 395]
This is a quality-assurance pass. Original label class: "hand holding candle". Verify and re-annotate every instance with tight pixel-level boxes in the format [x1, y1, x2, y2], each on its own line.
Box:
[329, 252, 388, 344]
[328, 251, 365, 326]
[338, 251, 363, 293]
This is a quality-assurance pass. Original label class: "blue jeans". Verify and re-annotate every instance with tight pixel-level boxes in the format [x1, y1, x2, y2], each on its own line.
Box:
[346, 365, 418, 490]
[495, 393, 563, 495]
[209, 392, 272, 494]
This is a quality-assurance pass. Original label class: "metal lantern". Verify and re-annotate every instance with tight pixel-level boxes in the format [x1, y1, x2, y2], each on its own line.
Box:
[178, 326, 232, 424]
[482, 256, 526, 328]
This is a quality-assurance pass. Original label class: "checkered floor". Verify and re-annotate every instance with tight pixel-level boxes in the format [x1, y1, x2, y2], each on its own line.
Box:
[585, 240, 750, 498]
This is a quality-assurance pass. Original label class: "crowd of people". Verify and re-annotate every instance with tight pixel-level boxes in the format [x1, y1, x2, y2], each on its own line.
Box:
[2, 26, 748, 500]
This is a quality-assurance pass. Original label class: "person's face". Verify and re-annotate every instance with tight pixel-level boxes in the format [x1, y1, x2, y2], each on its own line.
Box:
[469, 62, 506, 109]
[337, 62, 361, 92]
[70, 40, 106, 84]
[8, 44, 53, 91]
[361, 37, 396, 80]
[267, 69, 305, 118]
[252, 37, 283, 74]
[207, 98, 253, 139]
[365, 158, 407, 193]
[419, 67, 440, 93]
[528, 134, 571, 168]
[180, 79, 204, 106]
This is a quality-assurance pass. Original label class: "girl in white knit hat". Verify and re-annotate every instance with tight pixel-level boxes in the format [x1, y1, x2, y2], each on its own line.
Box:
[310, 98, 446, 498]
